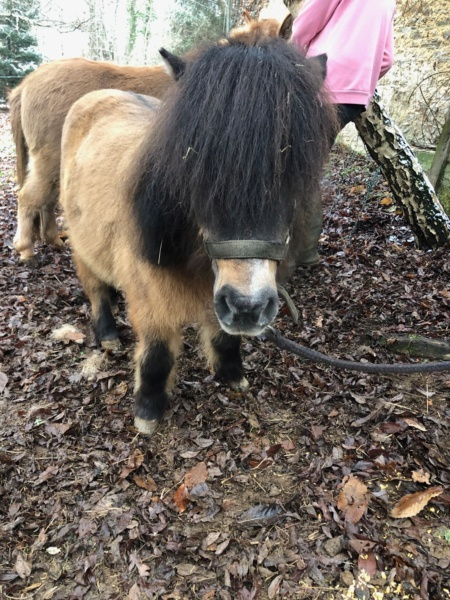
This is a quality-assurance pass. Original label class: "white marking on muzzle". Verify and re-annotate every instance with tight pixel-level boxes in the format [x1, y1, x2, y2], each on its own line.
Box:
[213, 258, 277, 298]
[213, 258, 279, 335]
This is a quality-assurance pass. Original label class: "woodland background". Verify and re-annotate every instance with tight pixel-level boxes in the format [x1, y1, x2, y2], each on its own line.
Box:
[1, 1, 450, 599]
[1, 0, 449, 150]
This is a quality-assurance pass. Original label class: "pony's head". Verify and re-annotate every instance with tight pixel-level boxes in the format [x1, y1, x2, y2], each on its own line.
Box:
[135, 34, 336, 336]
[232, 9, 293, 42]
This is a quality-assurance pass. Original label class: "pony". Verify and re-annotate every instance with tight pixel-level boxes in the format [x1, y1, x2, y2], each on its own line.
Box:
[8, 12, 293, 261]
[59, 30, 336, 435]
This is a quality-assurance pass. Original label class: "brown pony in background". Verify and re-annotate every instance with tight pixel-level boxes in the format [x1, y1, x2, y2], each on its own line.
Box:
[60, 29, 335, 435]
[8, 12, 293, 261]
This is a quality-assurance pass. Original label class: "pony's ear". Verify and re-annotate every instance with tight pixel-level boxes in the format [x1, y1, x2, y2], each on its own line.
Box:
[243, 9, 253, 24]
[278, 13, 293, 39]
[309, 53, 327, 81]
[159, 48, 186, 81]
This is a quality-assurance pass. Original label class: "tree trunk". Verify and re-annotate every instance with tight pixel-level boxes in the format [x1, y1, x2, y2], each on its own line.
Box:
[354, 90, 450, 249]
[428, 107, 450, 195]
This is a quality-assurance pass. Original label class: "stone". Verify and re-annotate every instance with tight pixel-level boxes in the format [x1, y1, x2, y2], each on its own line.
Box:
[323, 536, 344, 557]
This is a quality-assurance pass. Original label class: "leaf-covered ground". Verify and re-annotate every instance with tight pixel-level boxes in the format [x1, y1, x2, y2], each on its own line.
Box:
[1, 111, 449, 600]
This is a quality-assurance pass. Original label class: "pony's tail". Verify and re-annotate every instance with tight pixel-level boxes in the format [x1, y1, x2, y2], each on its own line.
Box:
[7, 86, 28, 187]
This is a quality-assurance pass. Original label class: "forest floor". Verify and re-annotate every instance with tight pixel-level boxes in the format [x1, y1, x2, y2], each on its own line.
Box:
[1, 111, 450, 600]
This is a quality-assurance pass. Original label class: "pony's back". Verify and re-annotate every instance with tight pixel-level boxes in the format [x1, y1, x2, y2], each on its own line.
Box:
[61, 89, 161, 284]
[20, 58, 171, 155]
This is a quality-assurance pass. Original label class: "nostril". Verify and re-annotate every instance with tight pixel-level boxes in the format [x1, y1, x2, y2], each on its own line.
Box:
[255, 295, 279, 326]
[215, 288, 236, 325]
[252, 301, 266, 323]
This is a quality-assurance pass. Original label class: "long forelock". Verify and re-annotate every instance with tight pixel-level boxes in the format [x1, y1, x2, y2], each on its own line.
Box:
[137, 36, 336, 238]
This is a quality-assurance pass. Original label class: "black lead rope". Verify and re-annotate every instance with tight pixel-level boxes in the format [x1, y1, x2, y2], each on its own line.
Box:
[261, 326, 450, 375]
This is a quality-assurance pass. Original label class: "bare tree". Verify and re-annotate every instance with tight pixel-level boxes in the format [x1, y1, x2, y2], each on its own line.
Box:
[428, 108, 450, 196]
[355, 92, 450, 249]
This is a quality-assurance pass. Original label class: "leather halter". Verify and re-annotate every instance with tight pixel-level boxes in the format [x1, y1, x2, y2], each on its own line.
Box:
[204, 238, 289, 261]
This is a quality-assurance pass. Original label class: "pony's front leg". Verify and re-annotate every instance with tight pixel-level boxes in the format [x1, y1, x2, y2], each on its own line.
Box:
[40, 205, 64, 249]
[200, 319, 248, 390]
[73, 253, 119, 349]
[133, 331, 182, 435]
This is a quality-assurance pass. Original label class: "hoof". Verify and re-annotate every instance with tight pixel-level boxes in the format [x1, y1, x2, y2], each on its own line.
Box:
[230, 377, 249, 391]
[49, 236, 65, 249]
[297, 256, 321, 267]
[17, 247, 36, 261]
[134, 416, 160, 435]
[101, 338, 122, 351]
[13, 233, 34, 261]
[21, 253, 39, 266]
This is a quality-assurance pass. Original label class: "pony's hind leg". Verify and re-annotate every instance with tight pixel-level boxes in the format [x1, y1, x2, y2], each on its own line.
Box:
[200, 320, 248, 390]
[13, 148, 61, 260]
[13, 197, 39, 261]
[133, 330, 182, 435]
[73, 254, 120, 349]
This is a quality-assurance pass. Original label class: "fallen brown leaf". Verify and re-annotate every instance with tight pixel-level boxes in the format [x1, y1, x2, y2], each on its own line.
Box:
[350, 185, 366, 194]
[266, 443, 282, 457]
[176, 563, 198, 576]
[44, 422, 73, 437]
[22, 583, 42, 593]
[379, 421, 407, 434]
[77, 518, 98, 539]
[268, 574, 283, 599]
[34, 465, 59, 486]
[215, 539, 230, 555]
[51, 324, 86, 344]
[349, 539, 377, 554]
[15, 552, 32, 579]
[280, 439, 296, 451]
[202, 532, 221, 550]
[133, 474, 157, 492]
[411, 469, 431, 484]
[184, 461, 208, 487]
[173, 483, 190, 512]
[337, 475, 370, 524]
[119, 449, 145, 480]
[390, 486, 444, 518]
[311, 425, 325, 441]
[358, 551, 377, 577]
[402, 417, 427, 431]
[128, 583, 141, 600]
[0, 371, 8, 394]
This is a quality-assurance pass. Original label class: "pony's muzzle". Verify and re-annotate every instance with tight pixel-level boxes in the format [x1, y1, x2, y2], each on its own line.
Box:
[214, 284, 279, 335]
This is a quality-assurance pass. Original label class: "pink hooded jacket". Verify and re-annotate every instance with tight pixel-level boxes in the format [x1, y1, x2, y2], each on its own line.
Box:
[291, 0, 396, 107]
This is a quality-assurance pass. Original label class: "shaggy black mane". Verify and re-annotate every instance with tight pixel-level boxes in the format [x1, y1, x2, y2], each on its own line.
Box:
[133, 34, 337, 265]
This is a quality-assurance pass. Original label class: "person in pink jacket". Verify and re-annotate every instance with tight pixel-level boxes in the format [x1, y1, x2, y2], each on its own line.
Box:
[292, 0, 396, 130]
[290, 0, 396, 266]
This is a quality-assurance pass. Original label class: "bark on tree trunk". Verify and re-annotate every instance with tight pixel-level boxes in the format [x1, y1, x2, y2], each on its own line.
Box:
[354, 90, 450, 249]
[428, 108, 450, 195]
[381, 334, 450, 360]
